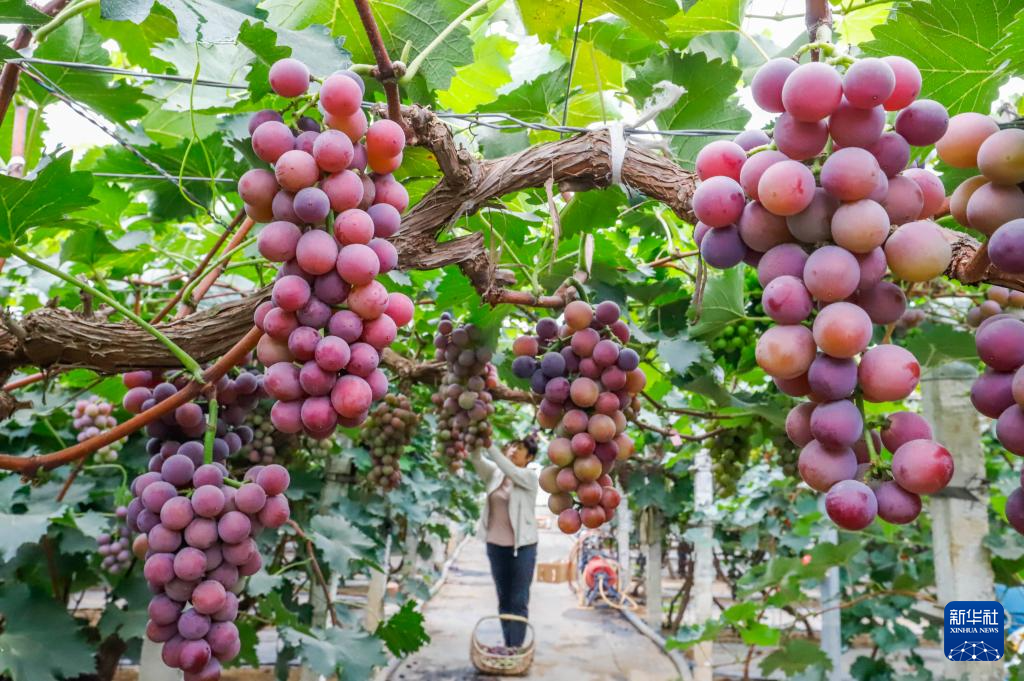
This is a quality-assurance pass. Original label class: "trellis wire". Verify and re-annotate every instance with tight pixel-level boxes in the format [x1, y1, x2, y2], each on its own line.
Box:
[7, 55, 745, 138]
[16, 61, 231, 228]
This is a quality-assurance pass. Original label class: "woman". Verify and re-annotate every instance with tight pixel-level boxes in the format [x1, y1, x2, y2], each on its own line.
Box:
[470, 435, 540, 649]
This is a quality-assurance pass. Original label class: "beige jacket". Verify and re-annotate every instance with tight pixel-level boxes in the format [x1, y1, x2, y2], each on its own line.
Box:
[470, 445, 539, 554]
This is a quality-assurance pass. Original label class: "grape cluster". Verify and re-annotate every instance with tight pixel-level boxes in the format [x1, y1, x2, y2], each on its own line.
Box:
[121, 369, 263, 470]
[935, 115, 1024, 273]
[431, 314, 497, 470]
[969, 315, 1024, 535]
[72, 396, 122, 462]
[697, 54, 957, 530]
[709, 427, 751, 497]
[128, 461, 290, 680]
[243, 58, 415, 438]
[514, 300, 640, 533]
[97, 505, 132, 574]
[237, 406, 283, 465]
[967, 286, 1024, 327]
[361, 393, 420, 490]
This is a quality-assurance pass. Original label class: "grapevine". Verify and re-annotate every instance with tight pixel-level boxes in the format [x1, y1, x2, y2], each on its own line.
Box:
[698, 52, 957, 529]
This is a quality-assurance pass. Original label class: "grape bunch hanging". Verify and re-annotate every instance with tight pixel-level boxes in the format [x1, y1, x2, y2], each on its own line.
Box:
[72, 396, 122, 462]
[695, 53, 957, 530]
[431, 314, 497, 470]
[97, 505, 133, 575]
[513, 300, 639, 533]
[932, 112, 1024, 274]
[970, 314, 1024, 535]
[966, 286, 1024, 327]
[361, 393, 420, 490]
[242, 58, 415, 437]
[121, 370, 290, 680]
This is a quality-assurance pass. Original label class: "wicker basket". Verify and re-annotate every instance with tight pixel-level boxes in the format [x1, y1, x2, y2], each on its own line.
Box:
[469, 614, 535, 675]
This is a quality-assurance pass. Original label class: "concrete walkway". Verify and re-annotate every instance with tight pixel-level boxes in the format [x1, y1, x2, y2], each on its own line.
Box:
[390, 526, 679, 681]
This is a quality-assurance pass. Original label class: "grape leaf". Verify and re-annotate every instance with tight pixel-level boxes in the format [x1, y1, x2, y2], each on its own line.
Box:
[478, 64, 572, 122]
[657, 337, 709, 378]
[375, 600, 430, 656]
[760, 637, 833, 676]
[903, 322, 977, 367]
[684, 265, 746, 340]
[584, 15, 660, 65]
[259, 0, 476, 92]
[22, 16, 148, 123]
[0, 584, 96, 681]
[281, 626, 387, 681]
[515, 0, 677, 42]
[0, 154, 96, 254]
[436, 33, 516, 112]
[101, 0, 158, 23]
[308, 514, 376, 576]
[665, 0, 744, 49]
[626, 51, 749, 166]
[0, 0, 48, 24]
[0, 512, 51, 561]
[144, 39, 252, 111]
[862, 0, 1018, 114]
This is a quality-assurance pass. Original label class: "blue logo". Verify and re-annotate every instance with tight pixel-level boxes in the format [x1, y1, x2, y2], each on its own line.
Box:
[943, 601, 1004, 661]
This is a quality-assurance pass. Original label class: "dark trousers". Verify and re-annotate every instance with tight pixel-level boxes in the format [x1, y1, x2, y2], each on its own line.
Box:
[485, 542, 537, 647]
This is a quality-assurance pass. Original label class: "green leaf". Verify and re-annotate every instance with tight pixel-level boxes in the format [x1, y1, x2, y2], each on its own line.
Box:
[260, 0, 476, 92]
[0, 584, 95, 681]
[375, 601, 430, 657]
[0, 0, 48, 24]
[515, 0, 677, 42]
[309, 514, 376, 576]
[101, 0, 158, 23]
[238, 20, 290, 100]
[0, 512, 51, 561]
[583, 15, 659, 65]
[0, 154, 95, 253]
[685, 266, 745, 340]
[478, 65, 572, 122]
[281, 626, 388, 681]
[665, 0, 744, 49]
[560, 189, 625, 239]
[25, 15, 148, 123]
[760, 637, 833, 676]
[658, 337, 708, 378]
[437, 33, 517, 112]
[862, 0, 1018, 114]
[626, 51, 749, 166]
[903, 323, 977, 368]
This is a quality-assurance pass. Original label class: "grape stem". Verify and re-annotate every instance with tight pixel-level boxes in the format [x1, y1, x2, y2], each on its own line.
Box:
[0, 326, 263, 474]
[400, 0, 492, 85]
[746, 143, 777, 156]
[10, 245, 205, 381]
[855, 393, 885, 472]
[203, 397, 218, 465]
[223, 477, 242, 489]
[33, 0, 99, 44]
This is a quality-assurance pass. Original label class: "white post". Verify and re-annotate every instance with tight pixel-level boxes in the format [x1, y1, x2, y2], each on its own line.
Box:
[616, 486, 632, 584]
[300, 452, 352, 681]
[138, 639, 181, 680]
[819, 501, 842, 680]
[921, 361, 1002, 681]
[644, 507, 663, 632]
[364, 533, 392, 632]
[692, 448, 714, 681]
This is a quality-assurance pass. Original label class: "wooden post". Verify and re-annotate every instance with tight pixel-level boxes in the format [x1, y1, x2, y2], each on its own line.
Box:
[921, 361, 1002, 681]
[691, 448, 714, 681]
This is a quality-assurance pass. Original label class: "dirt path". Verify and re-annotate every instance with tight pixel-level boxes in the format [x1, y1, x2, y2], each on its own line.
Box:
[390, 526, 679, 681]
